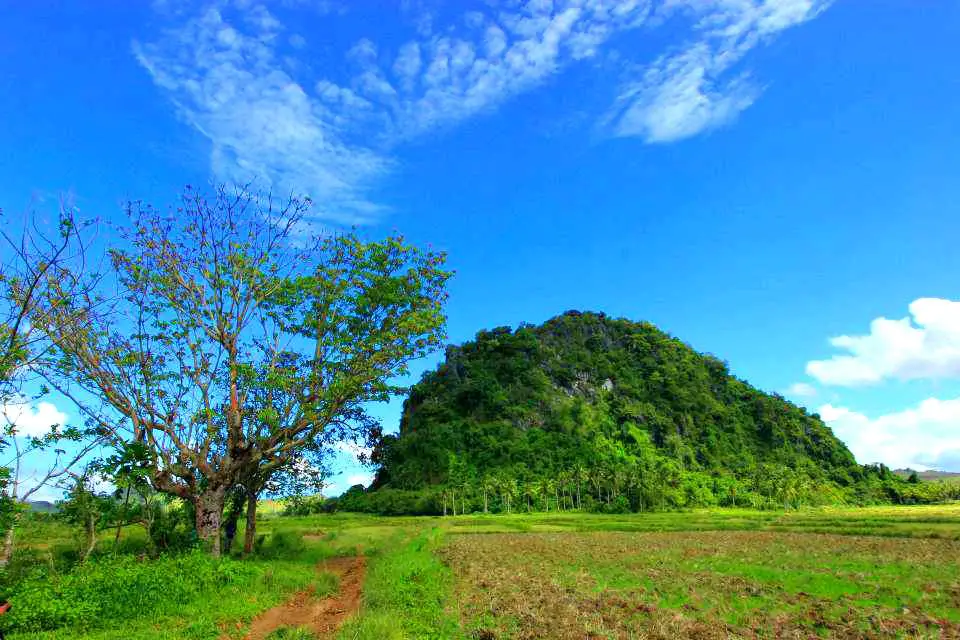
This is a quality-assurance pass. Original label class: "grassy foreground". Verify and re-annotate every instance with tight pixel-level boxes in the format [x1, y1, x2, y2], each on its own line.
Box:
[7, 504, 960, 638]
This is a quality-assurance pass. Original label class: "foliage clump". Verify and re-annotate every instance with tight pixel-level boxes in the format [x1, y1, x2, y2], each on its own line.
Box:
[3, 551, 257, 632]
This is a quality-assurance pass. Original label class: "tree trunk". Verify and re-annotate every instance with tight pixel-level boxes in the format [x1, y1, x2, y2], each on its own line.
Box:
[483, 489, 488, 514]
[115, 485, 131, 546]
[82, 513, 97, 562]
[0, 512, 19, 566]
[194, 486, 226, 558]
[243, 489, 257, 555]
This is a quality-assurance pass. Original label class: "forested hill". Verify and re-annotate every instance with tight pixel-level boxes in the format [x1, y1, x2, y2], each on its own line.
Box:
[367, 311, 907, 510]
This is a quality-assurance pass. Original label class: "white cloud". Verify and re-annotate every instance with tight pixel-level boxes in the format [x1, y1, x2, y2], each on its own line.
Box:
[392, 42, 422, 86]
[807, 298, 960, 386]
[133, 4, 390, 224]
[609, 44, 758, 142]
[325, 470, 374, 496]
[334, 440, 372, 460]
[819, 396, 960, 471]
[346, 472, 374, 487]
[607, 0, 829, 142]
[25, 485, 63, 503]
[785, 382, 817, 398]
[1, 399, 68, 438]
[137, 0, 831, 219]
[288, 33, 306, 50]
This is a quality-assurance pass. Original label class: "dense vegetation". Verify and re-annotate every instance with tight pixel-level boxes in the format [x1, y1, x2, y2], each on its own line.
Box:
[356, 312, 957, 514]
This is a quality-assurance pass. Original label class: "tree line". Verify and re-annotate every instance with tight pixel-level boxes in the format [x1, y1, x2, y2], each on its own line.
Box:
[296, 454, 957, 518]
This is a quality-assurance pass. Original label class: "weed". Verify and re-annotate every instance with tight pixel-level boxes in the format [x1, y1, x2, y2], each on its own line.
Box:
[265, 626, 317, 639]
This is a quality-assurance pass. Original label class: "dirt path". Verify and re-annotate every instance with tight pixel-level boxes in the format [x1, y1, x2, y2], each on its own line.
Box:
[244, 555, 366, 639]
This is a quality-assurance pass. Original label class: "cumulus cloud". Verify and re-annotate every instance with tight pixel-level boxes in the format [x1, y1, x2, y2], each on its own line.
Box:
[325, 471, 374, 496]
[1, 399, 68, 438]
[819, 397, 960, 471]
[137, 0, 830, 220]
[784, 382, 817, 398]
[807, 298, 960, 386]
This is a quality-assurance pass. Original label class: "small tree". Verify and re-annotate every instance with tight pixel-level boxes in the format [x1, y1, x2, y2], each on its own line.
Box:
[58, 469, 112, 562]
[0, 203, 102, 565]
[235, 440, 334, 554]
[30, 186, 451, 556]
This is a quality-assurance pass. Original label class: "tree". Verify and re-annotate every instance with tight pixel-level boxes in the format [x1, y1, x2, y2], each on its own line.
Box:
[0, 203, 102, 565]
[58, 468, 112, 562]
[480, 473, 496, 514]
[236, 441, 333, 554]
[100, 443, 190, 553]
[29, 186, 451, 556]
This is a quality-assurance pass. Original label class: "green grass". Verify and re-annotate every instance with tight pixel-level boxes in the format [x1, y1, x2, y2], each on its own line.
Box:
[337, 527, 462, 640]
[7, 504, 960, 639]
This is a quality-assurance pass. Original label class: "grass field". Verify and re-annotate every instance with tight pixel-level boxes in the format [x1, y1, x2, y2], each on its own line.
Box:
[7, 504, 960, 638]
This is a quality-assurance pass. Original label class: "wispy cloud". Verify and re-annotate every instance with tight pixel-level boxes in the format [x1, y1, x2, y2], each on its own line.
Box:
[807, 298, 960, 386]
[334, 440, 373, 460]
[606, 0, 830, 142]
[134, 4, 390, 224]
[136, 0, 830, 221]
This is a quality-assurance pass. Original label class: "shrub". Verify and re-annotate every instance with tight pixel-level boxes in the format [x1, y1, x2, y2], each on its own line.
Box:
[314, 570, 339, 598]
[256, 530, 306, 560]
[3, 551, 258, 632]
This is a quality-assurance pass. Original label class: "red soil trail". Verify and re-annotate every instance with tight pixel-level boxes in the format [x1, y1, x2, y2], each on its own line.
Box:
[243, 555, 366, 639]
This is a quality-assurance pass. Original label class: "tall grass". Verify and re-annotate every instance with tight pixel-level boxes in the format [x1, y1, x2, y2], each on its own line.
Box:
[338, 528, 462, 640]
[6, 552, 256, 632]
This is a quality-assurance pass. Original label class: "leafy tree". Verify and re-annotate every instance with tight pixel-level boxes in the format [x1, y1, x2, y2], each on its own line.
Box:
[28, 186, 450, 556]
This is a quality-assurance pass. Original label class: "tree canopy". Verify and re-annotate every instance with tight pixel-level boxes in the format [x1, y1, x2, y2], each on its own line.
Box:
[27, 186, 451, 555]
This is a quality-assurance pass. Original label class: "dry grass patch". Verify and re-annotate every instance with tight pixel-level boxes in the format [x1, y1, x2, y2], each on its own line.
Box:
[441, 531, 960, 639]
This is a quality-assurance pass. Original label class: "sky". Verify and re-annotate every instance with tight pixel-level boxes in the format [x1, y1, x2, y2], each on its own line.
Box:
[1, 0, 959, 498]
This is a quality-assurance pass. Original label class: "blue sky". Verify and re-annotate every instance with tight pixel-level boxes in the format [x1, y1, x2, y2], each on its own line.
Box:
[2, 0, 960, 497]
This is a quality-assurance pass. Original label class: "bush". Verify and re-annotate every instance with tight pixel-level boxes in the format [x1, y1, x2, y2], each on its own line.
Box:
[256, 530, 306, 560]
[333, 487, 442, 516]
[602, 495, 631, 514]
[3, 551, 258, 632]
[282, 495, 327, 516]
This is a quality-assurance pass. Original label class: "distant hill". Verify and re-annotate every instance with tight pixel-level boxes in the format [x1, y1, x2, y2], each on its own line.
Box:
[369, 311, 905, 511]
[27, 500, 57, 513]
[895, 469, 960, 483]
